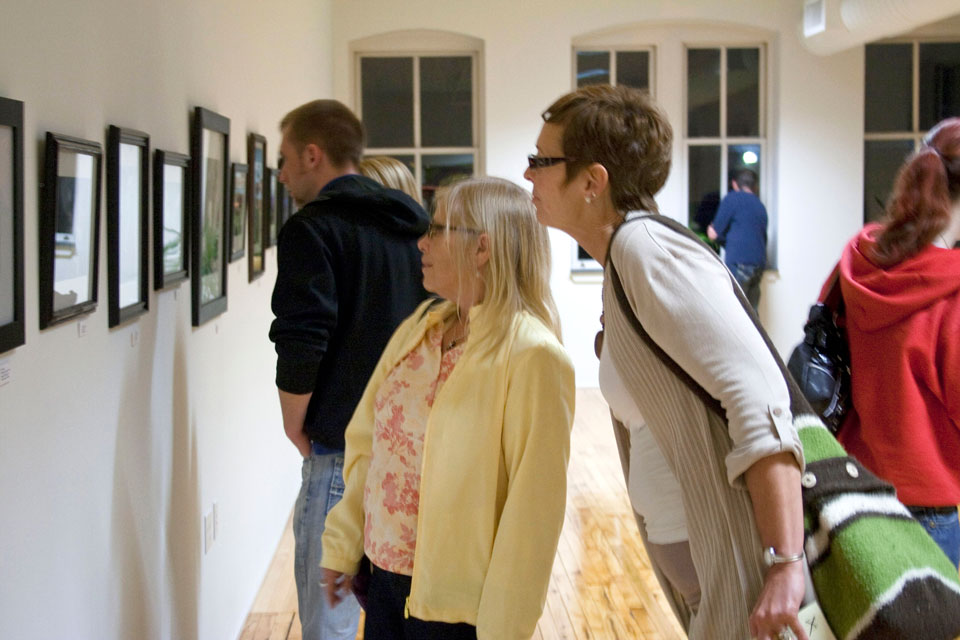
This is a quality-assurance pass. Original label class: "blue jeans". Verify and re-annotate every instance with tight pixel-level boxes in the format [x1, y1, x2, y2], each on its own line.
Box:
[294, 449, 361, 640]
[731, 263, 763, 312]
[908, 506, 960, 570]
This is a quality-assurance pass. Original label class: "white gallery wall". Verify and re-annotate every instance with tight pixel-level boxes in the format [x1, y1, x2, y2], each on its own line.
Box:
[331, 0, 903, 386]
[0, 0, 332, 638]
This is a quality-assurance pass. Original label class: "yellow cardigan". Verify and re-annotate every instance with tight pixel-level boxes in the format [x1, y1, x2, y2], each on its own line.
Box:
[321, 299, 575, 639]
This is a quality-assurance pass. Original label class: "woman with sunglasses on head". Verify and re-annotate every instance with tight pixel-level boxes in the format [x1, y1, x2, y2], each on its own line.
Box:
[319, 177, 575, 640]
[525, 84, 808, 640]
[832, 117, 960, 569]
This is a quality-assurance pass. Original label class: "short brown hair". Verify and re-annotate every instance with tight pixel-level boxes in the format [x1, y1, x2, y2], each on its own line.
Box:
[542, 85, 672, 214]
[280, 100, 365, 169]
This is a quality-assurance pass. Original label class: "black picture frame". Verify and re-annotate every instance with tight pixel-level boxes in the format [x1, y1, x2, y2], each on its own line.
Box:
[248, 134, 266, 281]
[266, 167, 279, 248]
[40, 133, 103, 329]
[106, 126, 149, 328]
[229, 162, 247, 263]
[153, 150, 189, 290]
[279, 182, 293, 228]
[0, 97, 24, 353]
[190, 107, 229, 326]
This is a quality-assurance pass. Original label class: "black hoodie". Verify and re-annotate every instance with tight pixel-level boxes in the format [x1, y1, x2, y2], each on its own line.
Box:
[270, 174, 430, 448]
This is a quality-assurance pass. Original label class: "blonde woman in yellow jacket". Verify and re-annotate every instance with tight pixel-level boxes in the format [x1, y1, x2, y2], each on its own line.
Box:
[320, 177, 575, 640]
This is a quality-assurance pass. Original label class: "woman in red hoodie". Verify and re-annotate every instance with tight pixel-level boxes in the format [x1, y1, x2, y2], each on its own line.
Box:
[837, 117, 960, 569]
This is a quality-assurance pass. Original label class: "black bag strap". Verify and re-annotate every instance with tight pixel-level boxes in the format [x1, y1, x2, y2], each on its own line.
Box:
[606, 214, 810, 418]
[823, 262, 846, 326]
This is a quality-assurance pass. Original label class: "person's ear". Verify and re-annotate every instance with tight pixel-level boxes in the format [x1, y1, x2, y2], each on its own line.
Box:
[582, 162, 610, 201]
[475, 232, 491, 270]
[302, 143, 324, 170]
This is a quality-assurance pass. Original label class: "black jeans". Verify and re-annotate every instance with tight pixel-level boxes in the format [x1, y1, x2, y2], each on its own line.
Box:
[364, 565, 477, 640]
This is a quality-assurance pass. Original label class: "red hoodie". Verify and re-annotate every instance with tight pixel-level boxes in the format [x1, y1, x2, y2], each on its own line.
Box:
[836, 224, 960, 506]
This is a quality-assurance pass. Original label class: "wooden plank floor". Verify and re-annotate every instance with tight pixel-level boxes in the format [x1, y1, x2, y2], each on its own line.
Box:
[240, 389, 685, 640]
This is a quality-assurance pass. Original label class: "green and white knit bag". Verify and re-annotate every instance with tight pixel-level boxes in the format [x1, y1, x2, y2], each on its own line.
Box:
[797, 415, 960, 640]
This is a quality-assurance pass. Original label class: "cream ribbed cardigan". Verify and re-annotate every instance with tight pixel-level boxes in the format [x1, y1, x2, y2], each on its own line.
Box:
[602, 216, 804, 639]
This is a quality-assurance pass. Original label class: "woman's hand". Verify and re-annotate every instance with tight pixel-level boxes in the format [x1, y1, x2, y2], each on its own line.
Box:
[321, 567, 354, 608]
[749, 562, 808, 640]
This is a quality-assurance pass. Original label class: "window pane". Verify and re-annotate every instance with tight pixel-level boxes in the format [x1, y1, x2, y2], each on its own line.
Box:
[577, 51, 610, 87]
[422, 153, 474, 210]
[726, 48, 760, 137]
[919, 43, 960, 131]
[688, 49, 720, 138]
[361, 57, 414, 148]
[616, 51, 650, 91]
[727, 144, 762, 196]
[421, 57, 473, 148]
[688, 144, 721, 228]
[865, 44, 912, 133]
[864, 139, 914, 223]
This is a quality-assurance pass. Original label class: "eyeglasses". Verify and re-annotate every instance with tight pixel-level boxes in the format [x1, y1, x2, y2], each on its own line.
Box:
[424, 222, 482, 239]
[527, 154, 576, 170]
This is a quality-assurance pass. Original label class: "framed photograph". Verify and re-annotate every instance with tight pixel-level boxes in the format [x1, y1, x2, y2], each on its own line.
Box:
[153, 150, 189, 290]
[248, 134, 266, 281]
[190, 106, 229, 326]
[266, 167, 279, 248]
[0, 97, 24, 353]
[279, 182, 293, 228]
[106, 126, 149, 327]
[39, 132, 102, 329]
[229, 162, 247, 263]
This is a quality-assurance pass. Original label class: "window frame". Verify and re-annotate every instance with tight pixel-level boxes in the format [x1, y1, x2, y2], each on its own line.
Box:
[863, 37, 960, 223]
[569, 45, 657, 275]
[354, 48, 482, 204]
[682, 42, 772, 268]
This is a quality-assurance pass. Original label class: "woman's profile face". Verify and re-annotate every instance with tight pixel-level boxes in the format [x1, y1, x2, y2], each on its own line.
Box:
[417, 203, 466, 301]
[524, 123, 577, 231]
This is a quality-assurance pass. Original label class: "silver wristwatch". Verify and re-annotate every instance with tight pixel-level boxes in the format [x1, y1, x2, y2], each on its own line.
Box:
[762, 546, 804, 568]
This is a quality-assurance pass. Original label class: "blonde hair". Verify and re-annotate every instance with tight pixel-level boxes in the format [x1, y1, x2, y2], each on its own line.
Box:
[434, 177, 561, 349]
[359, 156, 421, 203]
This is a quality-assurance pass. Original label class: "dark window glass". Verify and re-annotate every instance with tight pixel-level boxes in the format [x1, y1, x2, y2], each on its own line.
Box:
[865, 44, 912, 132]
[361, 57, 414, 148]
[688, 145, 721, 227]
[420, 57, 473, 148]
[616, 51, 650, 90]
[688, 49, 721, 138]
[727, 48, 760, 137]
[577, 51, 610, 87]
[727, 144, 762, 195]
[919, 43, 960, 131]
[422, 153, 474, 210]
[864, 139, 915, 223]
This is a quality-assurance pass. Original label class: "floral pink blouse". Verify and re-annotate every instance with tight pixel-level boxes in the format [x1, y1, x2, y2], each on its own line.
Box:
[363, 322, 464, 575]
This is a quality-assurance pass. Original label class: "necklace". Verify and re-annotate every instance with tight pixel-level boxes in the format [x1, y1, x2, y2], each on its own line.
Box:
[443, 317, 469, 351]
[445, 335, 466, 351]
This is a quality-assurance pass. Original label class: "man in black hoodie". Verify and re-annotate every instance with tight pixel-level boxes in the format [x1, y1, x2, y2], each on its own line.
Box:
[269, 100, 429, 640]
